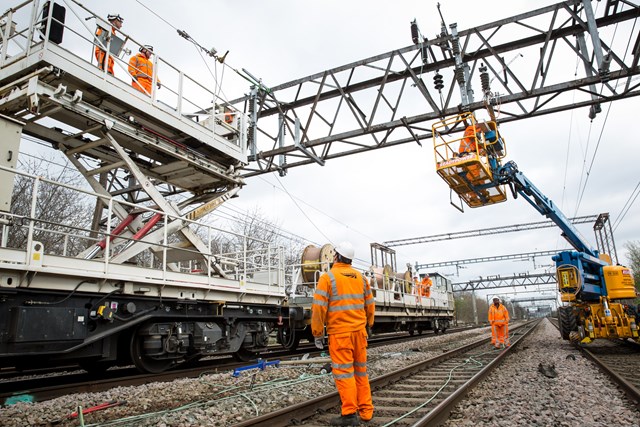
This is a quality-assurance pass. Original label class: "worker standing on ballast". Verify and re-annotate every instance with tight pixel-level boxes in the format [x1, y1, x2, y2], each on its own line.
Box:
[128, 45, 161, 95]
[94, 14, 123, 75]
[311, 242, 375, 426]
[488, 297, 510, 348]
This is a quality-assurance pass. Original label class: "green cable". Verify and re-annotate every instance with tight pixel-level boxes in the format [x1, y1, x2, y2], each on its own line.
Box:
[380, 356, 485, 427]
[86, 368, 331, 426]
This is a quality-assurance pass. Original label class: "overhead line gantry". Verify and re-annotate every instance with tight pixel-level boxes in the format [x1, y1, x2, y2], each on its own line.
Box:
[232, 0, 640, 177]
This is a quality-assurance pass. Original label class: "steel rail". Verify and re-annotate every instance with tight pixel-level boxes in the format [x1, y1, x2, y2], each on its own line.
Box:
[549, 319, 640, 408]
[231, 321, 540, 426]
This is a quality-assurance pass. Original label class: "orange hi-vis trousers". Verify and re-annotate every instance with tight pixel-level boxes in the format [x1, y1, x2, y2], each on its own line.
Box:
[491, 322, 509, 346]
[328, 329, 374, 420]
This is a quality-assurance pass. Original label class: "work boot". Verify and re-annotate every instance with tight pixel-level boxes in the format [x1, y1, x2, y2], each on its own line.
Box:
[330, 413, 359, 426]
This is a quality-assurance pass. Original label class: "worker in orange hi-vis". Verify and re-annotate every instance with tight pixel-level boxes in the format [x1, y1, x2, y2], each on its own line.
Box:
[420, 276, 432, 298]
[311, 242, 375, 426]
[94, 14, 123, 75]
[488, 297, 510, 349]
[458, 124, 479, 155]
[128, 45, 161, 95]
[459, 123, 483, 182]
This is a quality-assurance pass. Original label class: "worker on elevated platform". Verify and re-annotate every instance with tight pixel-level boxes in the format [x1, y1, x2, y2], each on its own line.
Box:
[488, 297, 510, 348]
[420, 276, 432, 298]
[459, 124, 483, 180]
[311, 242, 375, 426]
[94, 14, 123, 75]
[458, 124, 479, 156]
[128, 45, 161, 95]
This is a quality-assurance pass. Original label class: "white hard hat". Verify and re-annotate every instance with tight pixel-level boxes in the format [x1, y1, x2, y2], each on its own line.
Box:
[334, 241, 355, 260]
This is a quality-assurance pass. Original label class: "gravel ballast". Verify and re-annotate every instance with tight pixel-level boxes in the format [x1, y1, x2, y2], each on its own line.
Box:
[1, 320, 637, 426]
[444, 319, 640, 427]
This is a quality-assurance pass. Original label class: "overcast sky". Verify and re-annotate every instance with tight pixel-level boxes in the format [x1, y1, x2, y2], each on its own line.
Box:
[21, 0, 640, 296]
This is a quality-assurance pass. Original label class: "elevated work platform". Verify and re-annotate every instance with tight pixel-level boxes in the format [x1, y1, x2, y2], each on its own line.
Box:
[0, 0, 247, 194]
[0, 0, 251, 279]
[433, 112, 508, 209]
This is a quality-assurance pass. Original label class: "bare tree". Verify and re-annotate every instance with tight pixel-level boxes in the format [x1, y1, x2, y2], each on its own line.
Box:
[6, 156, 92, 256]
[624, 241, 640, 300]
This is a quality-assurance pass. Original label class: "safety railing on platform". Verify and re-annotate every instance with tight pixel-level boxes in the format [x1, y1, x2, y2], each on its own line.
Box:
[0, 0, 245, 150]
[0, 165, 285, 291]
[288, 263, 451, 310]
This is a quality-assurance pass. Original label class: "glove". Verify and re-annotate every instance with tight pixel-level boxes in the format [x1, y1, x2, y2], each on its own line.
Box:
[157, 82, 162, 89]
[366, 325, 372, 340]
[314, 336, 324, 350]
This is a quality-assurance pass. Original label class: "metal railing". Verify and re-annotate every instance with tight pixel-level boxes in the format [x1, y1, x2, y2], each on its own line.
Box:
[0, 165, 285, 290]
[0, 0, 246, 149]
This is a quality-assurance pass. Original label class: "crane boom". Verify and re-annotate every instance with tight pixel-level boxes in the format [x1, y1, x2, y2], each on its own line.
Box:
[496, 161, 595, 256]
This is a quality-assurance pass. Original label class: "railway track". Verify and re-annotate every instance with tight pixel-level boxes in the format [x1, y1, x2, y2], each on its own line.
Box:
[549, 316, 640, 406]
[232, 320, 540, 426]
[0, 327, 474, 404]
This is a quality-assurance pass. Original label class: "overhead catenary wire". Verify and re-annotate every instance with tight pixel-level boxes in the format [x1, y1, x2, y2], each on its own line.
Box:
[612, 180, 640, 232]
[255, 175, 378, 243]
[572, 13, 633, 217]
[133, 0, 269, 105]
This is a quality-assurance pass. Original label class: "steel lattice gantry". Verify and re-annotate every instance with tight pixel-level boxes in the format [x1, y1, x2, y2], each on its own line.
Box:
[383, 214, 598, 247]
[452, 272, 557, 292]
[415, 249, 560, 270]
[232, 0, 640, 177]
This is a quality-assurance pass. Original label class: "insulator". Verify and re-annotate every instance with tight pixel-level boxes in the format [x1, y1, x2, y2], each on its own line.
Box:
[433, 73, 444, 91]
[410, 20, 420, 45]
[451, 37, 460, 56]
[454, 66, 465, 85]
[479, 64, 490, 94]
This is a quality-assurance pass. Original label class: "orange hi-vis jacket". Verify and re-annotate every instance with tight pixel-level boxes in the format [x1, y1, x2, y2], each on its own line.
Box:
[95, 26, 116, 75]
[311, 262, 375, 337]
[419, 276, 432, 297]
[488, 303, 509, 325]
[128, 53, 159, 94]
[459, 125, 478, 154]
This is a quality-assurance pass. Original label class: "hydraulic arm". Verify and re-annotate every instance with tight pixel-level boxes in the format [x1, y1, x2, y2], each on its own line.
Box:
[432, 112, 638, 343]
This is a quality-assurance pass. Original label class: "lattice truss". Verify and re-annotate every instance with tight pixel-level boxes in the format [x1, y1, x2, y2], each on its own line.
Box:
[233, 0, 640, 177]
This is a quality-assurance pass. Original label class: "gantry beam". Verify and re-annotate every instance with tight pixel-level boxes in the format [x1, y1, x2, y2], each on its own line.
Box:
[452, 272, 556, 292]
[384, 215, 597, 247]
[415, 249, 560, 270]
[233, 0, 640, 177]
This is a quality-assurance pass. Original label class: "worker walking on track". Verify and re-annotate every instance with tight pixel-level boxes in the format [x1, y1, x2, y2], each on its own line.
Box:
[94, 14, 123, 75]
[488, 297, 510, 348]
[311, 242, 375, 426]
[128, 45, 161, 95]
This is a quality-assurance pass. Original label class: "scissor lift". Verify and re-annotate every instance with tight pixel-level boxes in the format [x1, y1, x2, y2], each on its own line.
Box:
[0, 0, 249, 277]
[433, 112, 508, 210]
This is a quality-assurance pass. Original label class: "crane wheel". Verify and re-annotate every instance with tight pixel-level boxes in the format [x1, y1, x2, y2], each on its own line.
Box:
[558, 306, 577, 340]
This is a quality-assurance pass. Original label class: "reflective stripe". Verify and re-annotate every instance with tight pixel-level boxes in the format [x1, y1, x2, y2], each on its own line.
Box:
[329, 271, 338, 297]
[355, 371, 368, 377]
[332, 362, 353, 370]
[329, 303, 365, 312]
[332, 293, 364, 300]
[364, 299, 374, 306]
[315, 289, 329, 298]
[354, 361, 367, 368]
[333, 371, 354, 380]
[313, 299, 328, 307]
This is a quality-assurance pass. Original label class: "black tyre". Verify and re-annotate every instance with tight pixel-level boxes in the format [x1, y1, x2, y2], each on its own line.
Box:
[558, 306, 577, 340]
